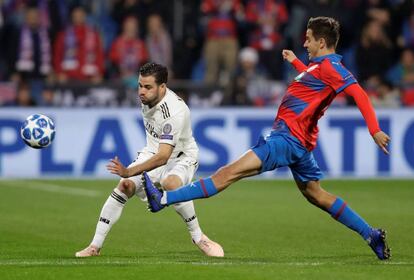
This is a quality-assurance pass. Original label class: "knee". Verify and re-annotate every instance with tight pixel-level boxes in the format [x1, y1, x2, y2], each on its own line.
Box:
[161, 175, 182, 191]
[300, 183, 325, 206]
[117, 180, 135, 198]
[301, 189, 320, 205]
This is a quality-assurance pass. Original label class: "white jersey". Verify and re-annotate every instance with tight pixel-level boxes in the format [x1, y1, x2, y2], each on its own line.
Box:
[140, 88, 198, 160]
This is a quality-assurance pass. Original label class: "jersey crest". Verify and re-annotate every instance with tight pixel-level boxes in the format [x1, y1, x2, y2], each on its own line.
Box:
[162, 123, 172, 134]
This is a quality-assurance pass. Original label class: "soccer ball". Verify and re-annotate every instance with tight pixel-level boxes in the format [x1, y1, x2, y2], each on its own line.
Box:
[20, 114, 56, 149]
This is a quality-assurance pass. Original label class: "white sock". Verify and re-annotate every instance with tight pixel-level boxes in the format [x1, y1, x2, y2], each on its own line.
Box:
[91, 188, 128, 248]
[173, 201, 203, 243]
[161, 191, 167, 205]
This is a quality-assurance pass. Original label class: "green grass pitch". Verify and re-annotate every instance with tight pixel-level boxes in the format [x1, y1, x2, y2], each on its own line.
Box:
[0, 179, 413, 279]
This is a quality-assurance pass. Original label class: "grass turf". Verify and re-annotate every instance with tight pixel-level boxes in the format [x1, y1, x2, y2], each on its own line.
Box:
[0, 179, 413, 279]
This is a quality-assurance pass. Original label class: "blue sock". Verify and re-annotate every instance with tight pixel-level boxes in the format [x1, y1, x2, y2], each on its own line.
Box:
[329, 197, 372, 240]
[166, 177, 218, 205]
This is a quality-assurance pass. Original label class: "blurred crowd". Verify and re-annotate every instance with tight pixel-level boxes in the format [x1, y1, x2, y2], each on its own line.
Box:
[0, 0, 413, 107]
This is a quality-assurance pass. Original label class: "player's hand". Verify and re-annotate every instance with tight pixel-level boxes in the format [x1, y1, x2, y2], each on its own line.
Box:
[373, 131, 391, 155]
[106, 156, 130, 178]
[282, 49, 297, 63]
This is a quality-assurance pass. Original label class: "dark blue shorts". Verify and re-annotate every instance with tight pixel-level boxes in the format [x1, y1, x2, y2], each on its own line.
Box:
[251, 121, 323, 182]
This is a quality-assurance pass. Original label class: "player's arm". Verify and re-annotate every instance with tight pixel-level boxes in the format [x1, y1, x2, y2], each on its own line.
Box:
[107, 143, 173, 178]
[282, 49, 307, 72]
[343, 83, 391, 154]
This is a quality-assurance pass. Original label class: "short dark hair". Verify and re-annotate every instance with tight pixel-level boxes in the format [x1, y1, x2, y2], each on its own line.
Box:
[307, 17, 340, 49]
[139, 63, 168, 85]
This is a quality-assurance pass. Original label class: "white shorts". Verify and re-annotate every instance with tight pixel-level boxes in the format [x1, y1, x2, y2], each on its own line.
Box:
[121, 152, 199, 201]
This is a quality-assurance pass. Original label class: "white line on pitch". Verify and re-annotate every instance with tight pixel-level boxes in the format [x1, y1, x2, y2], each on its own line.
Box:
[0, 260, 412, 267]
[0, 181, 101, 197]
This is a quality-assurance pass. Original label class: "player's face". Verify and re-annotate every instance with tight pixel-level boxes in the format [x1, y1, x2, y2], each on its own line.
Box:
[303, 29, 321, 60]
[138, 75, 165, 107]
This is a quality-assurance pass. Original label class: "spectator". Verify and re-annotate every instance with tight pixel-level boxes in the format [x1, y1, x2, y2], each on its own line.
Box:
[7, 6, 52, 83]
[111, 0, 147, 33]
[362, 75, 381, 98]
[335, 0, 365, 51]
[200, 0, 244, 89]
[369, 79, 401, 108]
[399, 8, 414, 48]
[0, 82, 17, 105]
[53, 5, 105, 83]
[356, 20, 394, 82]
[5, 5, 53, 104]
[1, 1, 27, 81]
[232, 47, 265, 105]
[172, 1, 204, 79]
[87, 0, 117, 52]
[399, 48, 414, 84]
[387, 48, 414, 86]
[363, 0, 391, 26]
[15, 82, 36, 106]
[245, 0, 289, 80]
[109, 16, 148, 89]
[1, 0, 27, 27]
[146, 14, 172, 73]
[391, 48, 414, 106]
[284, 0, 308, 53]
[40, 86, 54, 106]
[0, 2, 6, 80]
[37, 0, 69, 41]
[401, 84, 414, 106]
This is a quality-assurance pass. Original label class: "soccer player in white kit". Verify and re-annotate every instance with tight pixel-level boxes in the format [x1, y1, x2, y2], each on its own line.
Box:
[76, 63, 224, 257]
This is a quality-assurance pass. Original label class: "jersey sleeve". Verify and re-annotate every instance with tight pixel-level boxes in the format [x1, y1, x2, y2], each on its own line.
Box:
[321, 60, 357, 94]
[291, 58, 307, 73]
[159, 111, 186, 147]
[343, 83, 381, 136]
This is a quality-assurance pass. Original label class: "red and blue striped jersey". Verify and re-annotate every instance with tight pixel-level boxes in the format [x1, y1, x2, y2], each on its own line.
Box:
[276, 54, 357, 151]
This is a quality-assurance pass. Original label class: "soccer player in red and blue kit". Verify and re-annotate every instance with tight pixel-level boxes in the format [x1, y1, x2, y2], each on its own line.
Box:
[110, 17, 391, 260]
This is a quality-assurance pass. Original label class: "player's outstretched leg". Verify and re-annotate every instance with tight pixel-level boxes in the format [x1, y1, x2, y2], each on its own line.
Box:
[368, 228, 391, 260]
[144, 150, 261, 212]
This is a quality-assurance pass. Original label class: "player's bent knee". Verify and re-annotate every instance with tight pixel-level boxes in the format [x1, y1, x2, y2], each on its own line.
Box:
[161, 175, 183, 191]
[117, 180, 136, 198]
[307, 189, 326, 206]
[298, 181, 324, 205]
[302, 191, 318, 205]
